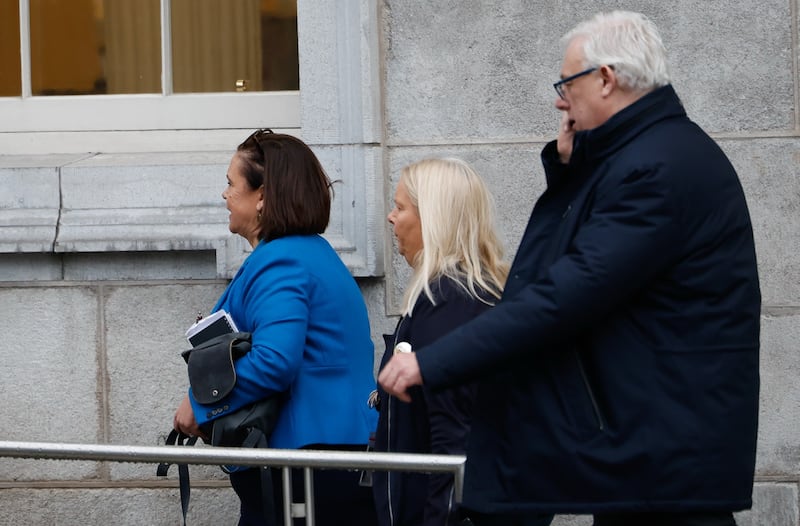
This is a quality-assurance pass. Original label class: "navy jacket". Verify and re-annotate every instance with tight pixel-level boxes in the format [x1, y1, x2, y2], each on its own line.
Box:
[416, 85, 761, 515]
[374, 277, 492, 526]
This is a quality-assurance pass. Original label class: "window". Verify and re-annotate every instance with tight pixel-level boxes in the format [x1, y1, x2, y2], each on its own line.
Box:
[0, 0, 300, 153]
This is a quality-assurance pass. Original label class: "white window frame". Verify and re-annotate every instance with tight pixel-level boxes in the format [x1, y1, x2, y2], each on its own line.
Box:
[0, 0, 384, 277]
[0, 0, 300, 153]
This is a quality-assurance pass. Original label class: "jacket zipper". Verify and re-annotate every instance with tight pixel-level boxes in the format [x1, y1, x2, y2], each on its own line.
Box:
[574, 350, 605, 431]
[542, 203, 573, 266]
[386, 316, 404, 526]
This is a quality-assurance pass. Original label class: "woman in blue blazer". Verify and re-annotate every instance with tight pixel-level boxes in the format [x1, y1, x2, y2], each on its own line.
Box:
[174, 129, 378, 526]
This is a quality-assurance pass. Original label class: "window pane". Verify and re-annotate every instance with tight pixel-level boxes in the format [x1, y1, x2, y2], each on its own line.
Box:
[0, 0, 21, 96]
[30, 0, 161, 96]
[102, 0, 162, 94]
[171, 0, 298, 94]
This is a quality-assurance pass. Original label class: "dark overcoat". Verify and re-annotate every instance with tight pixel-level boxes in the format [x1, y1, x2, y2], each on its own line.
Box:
[417, 85, 761, 515]
[374, 277, 491, 525]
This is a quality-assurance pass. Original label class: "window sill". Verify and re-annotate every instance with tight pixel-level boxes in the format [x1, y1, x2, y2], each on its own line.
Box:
[0, 150, 382, 278]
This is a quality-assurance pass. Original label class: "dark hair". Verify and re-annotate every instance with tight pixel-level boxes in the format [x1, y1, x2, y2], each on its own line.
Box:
[237, 129, 332, 242]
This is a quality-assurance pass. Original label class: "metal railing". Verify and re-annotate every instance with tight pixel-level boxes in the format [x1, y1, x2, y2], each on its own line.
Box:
[0, 440, 466, 526]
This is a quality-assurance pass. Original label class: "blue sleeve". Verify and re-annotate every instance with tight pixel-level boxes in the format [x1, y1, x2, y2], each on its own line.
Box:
[190, 249, 309, 424]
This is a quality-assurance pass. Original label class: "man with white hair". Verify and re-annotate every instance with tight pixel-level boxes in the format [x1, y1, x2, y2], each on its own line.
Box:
[379, 11, 760, 526]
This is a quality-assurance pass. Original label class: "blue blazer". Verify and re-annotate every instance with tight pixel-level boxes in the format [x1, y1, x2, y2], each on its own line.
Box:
[189, 234, 377, 449]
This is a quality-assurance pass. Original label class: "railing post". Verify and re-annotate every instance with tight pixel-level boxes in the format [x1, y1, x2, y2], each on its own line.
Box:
[282, 467, 295, 526]
[303, 467, 315, 526]
[0, 439, 466, 524]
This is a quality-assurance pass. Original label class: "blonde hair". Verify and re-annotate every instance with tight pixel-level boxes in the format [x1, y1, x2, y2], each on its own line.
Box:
[400, 158, 509, 316]
[563, 11, 670, 92]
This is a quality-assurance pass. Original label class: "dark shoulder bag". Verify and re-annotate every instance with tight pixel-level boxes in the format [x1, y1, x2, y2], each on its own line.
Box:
[158, 332, 281, 526]
[181, 331, 281, 448]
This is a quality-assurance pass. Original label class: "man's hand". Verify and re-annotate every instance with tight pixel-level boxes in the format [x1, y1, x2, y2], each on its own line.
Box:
[173, 394, 206, 439]
[378, 352, 423, 403]
[556, 111, 575, 164]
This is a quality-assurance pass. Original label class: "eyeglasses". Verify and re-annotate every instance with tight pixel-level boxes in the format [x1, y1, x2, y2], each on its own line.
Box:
[553, 67, 597, 100]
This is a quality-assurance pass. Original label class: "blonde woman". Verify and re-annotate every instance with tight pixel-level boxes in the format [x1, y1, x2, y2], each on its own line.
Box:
[373, 158, 508, 526]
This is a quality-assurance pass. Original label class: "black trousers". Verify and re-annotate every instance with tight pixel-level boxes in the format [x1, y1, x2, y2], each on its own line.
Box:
[592, 511, 736, 526]
[230, 464, 378, 526]
[464, 511, 735, 526]
[463, 510, 554, 526]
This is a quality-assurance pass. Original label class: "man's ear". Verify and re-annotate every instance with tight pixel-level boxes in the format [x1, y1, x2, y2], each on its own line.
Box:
[599, 65, 617, 97]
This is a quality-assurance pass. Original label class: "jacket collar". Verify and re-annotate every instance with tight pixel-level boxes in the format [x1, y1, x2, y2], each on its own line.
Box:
[570, 84, 686, 168]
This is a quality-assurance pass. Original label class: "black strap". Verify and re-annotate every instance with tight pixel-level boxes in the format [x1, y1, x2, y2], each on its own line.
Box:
[156, 430, 198, 526]
[252, 430, 277, 526]
[158, 428, 277, 526]
[222, 428, 277, 526]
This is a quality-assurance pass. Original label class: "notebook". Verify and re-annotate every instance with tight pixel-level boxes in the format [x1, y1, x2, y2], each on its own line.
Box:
[185, 309, 239, 346]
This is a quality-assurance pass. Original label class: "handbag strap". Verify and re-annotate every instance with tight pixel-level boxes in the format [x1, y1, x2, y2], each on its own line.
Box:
[156, 429, 198, 526]
[221, 428, 278, 526]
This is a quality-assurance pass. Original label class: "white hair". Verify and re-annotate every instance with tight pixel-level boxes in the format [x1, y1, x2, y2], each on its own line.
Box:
[399, 158, 508, 316]
[563, 11, 670, 92]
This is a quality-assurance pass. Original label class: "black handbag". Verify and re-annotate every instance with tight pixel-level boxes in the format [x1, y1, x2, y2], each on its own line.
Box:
[158, 331, 280, 526]
[180, 331, 281, 449]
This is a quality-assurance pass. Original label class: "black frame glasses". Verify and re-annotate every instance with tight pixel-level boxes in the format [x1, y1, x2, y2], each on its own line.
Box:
[553, 67, 597, 100]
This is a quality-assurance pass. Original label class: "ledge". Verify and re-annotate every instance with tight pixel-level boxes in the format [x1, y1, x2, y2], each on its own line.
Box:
[0, 150, 383, 278]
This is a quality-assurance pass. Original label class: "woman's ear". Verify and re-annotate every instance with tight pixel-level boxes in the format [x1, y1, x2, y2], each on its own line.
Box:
[256, 186, 265, 212]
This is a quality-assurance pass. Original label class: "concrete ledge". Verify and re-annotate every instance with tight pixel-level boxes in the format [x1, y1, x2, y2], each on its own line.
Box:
[0, 150, 384, 278]
[0, 158, 64, 252]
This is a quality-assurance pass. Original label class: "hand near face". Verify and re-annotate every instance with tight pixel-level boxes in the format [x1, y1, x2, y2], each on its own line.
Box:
[378, 352, 423, 402]
[556, 111, 575, 164]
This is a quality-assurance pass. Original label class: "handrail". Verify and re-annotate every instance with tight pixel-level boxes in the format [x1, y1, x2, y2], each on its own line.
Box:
[0, 440, 466, 507]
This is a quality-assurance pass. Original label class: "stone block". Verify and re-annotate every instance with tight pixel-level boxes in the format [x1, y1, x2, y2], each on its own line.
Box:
[720, 138, 800, 306]
[357, 276, 398, 376]
[735, 483, 799, 526]
[298, 0, 381, 144]
[62, 251, 217, 281]
[56, 152, 231, 254]
[0, 487, 238, 525]
[103, 282, 227, 480]
[0, 160, 62, 253]
[310, 145, 385, 277]
[0, 254, 63, 281]
[755, 313, 800, 475]
[383, 1, 792, 143]
[0, 286, 101, 480]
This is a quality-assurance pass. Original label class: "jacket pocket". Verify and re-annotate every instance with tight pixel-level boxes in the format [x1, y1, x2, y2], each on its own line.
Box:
[549, 348, 606, 439]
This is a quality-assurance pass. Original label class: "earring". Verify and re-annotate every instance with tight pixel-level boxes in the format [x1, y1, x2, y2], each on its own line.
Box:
[257, 211, 262, 221]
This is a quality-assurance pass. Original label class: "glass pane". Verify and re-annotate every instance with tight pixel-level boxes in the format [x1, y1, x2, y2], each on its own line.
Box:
[0, 0, 21, 96]
[171, 0, 298, 94]
[29, 0, 161, 95]
[102, 0, 162, 94]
